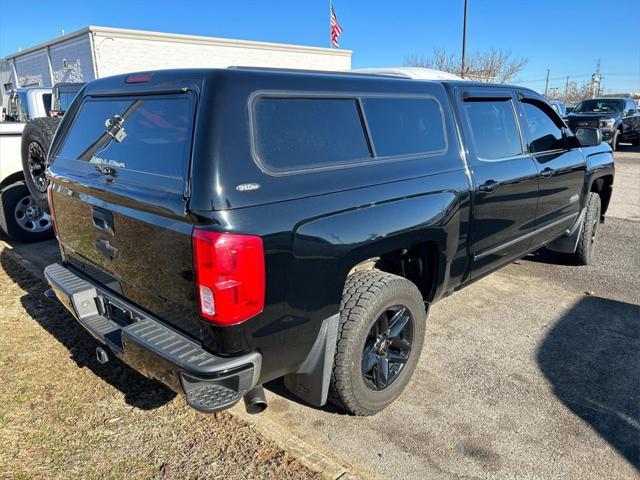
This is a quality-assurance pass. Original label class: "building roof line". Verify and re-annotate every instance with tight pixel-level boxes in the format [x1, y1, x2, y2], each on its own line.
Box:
[1, 27, 91, 62]
[1, 25, 352, 62]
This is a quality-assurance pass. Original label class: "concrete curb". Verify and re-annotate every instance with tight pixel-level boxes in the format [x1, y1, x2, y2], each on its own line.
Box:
[230, 403, 350, 480]
[0, 240, 354, 480]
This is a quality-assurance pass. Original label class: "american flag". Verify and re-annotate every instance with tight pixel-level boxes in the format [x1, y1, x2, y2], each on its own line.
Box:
[330, 3, 344, 48]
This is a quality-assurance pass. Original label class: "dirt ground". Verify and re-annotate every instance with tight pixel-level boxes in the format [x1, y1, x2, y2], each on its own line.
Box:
[0, 251, 321, 480]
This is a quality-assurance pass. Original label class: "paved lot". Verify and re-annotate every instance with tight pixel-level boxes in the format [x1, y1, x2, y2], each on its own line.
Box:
[2, 145, 639, 479]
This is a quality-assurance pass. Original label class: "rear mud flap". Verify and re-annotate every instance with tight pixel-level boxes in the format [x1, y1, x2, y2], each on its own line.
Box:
[546, 207, 586, 254]
[284, 314, 339, 407]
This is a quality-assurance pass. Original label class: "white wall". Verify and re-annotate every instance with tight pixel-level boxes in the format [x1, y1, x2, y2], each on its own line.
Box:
[93, 33, 351, 78]
[49, 34, 95, 83]
[1, 32, 96, 106]
[1, 27, 352, 107]
[14, 50, 51, 87]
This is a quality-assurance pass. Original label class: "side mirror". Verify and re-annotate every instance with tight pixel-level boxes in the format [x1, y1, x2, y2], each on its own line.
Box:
[575, 127, 602, 147]
[628, 109, 637, 116]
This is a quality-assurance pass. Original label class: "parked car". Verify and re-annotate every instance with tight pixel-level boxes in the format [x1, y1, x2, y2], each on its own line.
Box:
[0, 87, 53, 242]
[44, 68, 614, 416]
[566, 97, 640, 150]
[548, 100, 567, 117]
[21, 82, 85, 213]
[50, 82, 85, 117]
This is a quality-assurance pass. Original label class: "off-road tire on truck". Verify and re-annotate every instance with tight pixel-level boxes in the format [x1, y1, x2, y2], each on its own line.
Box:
[0, 182, 54, 243]
[610, 129, 621, 151]
[329, 270, 426, 416]
[572, 192, 601, 265]
[21, 117, 61, 212]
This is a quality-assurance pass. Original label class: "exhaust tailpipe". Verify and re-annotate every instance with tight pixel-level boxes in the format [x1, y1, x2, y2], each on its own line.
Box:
[243, 385, 267, 414]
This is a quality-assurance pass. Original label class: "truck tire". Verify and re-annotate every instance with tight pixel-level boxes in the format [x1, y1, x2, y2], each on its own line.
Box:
[610, 129, 620, 151]
[572, 192, 601, 265]
[0, 182, 54, 243]
[329, 270, 426, 416]
[21, 117, 60, 212]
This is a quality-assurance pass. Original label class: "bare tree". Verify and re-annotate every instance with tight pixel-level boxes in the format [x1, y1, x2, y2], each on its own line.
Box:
[554, 80, 594, 105]
[405, 48, 527, 83]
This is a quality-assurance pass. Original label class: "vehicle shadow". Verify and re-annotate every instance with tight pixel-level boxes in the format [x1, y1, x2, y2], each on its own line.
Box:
[537, 296, 640, 471]
[617, 143, 640, 153]
[522, 248, 571, 265]
[0, 249, 176, 410]
[264, 377, 346, 415]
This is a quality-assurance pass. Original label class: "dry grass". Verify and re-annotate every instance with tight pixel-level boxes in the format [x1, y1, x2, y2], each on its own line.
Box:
[0, 247, 320, 480]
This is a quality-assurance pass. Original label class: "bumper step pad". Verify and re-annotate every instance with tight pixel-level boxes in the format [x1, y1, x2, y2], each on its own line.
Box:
[185, 383, 242, 412]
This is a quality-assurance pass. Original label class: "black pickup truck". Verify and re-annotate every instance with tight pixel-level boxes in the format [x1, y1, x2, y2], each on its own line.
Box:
[43, 68, 614, 416]
[566, 97, 640, 150]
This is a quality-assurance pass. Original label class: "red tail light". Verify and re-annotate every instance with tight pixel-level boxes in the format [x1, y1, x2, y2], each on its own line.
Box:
[192, 229, 265, 326]
[47, 185, 59, 240]
[125, 73, 152, 83]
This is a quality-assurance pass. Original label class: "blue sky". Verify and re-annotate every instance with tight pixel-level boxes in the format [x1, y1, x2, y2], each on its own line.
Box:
[1, 0, 638, 94]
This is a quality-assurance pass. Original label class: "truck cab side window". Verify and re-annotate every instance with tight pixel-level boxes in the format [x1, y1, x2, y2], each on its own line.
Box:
[521, 101, 565, 153]
[463, 99, 522, 160]
[625, 101, 636, 116]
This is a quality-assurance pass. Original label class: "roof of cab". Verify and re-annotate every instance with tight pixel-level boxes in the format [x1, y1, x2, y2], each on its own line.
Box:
[79, 66, 539, 99]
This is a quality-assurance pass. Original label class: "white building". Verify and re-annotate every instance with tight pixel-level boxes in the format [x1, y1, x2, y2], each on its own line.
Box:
[0, 25, 352, 106]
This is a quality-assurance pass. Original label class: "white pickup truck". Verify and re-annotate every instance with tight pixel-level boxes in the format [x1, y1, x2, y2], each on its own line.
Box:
[0, 87, 54, 242]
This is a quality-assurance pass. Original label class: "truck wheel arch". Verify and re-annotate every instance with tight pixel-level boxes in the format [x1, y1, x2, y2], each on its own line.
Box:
[0, 172, 25, 193]
[345, 241, 441, 304]
[589, 174, 613, 217]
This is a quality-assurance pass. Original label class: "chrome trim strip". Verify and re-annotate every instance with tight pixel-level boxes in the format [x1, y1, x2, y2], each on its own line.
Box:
[474, 211, 579, 261]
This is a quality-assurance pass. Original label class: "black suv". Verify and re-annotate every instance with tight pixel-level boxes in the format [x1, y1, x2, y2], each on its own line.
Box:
[44, 68, 614, 416]
[566, 97, 640, 150]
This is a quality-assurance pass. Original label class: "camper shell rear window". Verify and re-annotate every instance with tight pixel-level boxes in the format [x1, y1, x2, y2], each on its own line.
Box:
[57, 93, 195, 182]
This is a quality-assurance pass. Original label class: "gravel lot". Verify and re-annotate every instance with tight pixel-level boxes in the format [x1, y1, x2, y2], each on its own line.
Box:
[2, 145, 638, 479]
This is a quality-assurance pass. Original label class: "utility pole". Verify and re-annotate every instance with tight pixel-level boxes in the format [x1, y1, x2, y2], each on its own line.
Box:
[461, 0, 468, 79]
[544, 69, 550, 98]
[591, 59, 602, 98]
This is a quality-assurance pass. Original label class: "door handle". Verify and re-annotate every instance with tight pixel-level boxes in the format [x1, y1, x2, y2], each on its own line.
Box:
[478, 180, 499, 192]
[540, 167, 555, 178]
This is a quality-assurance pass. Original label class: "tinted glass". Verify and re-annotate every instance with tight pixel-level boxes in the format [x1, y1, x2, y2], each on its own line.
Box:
[522, 101, 565, 153]
[626, 101, 636, 115]
[42, 94, 52, 116]
[58, 96, 193, 179]
[254, 98, 371, 172]
[574, 99, 624, 113]
[464, 100, 522, 160]
[362, 98, 446, 157]
[57, 91, 79, 111]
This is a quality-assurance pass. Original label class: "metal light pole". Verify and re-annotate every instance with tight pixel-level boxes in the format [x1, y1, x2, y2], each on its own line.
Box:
[461, 0, 468, 78]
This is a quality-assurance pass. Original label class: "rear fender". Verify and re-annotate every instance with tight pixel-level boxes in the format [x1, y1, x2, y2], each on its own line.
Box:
[289, 191, 460, 318]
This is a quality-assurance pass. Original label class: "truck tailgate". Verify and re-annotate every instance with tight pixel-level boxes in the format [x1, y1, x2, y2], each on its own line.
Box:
[48, 92, 201, 339]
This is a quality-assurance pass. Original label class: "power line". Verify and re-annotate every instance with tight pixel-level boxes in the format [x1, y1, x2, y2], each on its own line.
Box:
[512, 72, 638, 84]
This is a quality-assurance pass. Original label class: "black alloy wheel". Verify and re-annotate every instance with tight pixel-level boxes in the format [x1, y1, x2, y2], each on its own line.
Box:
[27, 141, 48, 194]
[362, 305, 413, 391]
